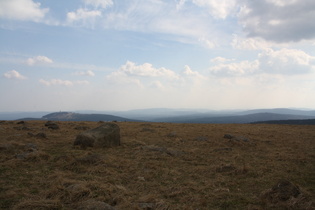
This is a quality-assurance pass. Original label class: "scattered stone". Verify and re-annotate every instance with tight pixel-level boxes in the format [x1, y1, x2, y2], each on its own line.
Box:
[260, 180, 314, 209]
[45, 121, 54, 126]
[65, 184, 91, 202]
[25, 143, 38, 151]
[45, 121, 59, 130]
[223, 134, 250, 142]
[28, 132, 47, 139]
[78, 199, 115, 210]
[36, 132, 47, 138]
[223, 134, 234, 139]
[262, 180, 300, 202]
[16, 121, 25, 124]
[15, 143, 38, 160]
[74, 123, 120, 149]
[48, 124, 59, 130]
[14, 126, 30, 130]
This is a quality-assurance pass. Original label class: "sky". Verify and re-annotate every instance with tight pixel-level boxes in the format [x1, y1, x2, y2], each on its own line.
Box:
[0, 0, 315, 112]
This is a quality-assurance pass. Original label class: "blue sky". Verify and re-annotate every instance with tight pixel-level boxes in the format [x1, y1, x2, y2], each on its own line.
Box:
[1, 0, 315, 112]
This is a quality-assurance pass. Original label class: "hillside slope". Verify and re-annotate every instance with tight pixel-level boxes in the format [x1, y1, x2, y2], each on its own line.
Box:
[20, 112, 142, 122]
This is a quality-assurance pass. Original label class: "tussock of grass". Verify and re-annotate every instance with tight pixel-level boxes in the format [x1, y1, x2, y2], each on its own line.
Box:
[0, 121, 314, 209]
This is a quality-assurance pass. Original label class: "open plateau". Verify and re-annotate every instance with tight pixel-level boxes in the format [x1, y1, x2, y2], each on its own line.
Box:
[0, 119, 314, 209]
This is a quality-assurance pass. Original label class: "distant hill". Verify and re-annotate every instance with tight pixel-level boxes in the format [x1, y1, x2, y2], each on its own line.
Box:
[0, 112, 50, 120]
[238, 108, 315, 116]
[3, 108, 315, 123]
[252, 119, 315, 125]
[155, 113, 315, 124]
[18, 112, 142, 122]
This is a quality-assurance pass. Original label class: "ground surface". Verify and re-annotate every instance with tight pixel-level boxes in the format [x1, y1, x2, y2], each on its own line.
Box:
[0, 121, 314, 209]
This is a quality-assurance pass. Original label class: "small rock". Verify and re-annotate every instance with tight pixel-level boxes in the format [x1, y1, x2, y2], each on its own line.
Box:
[25, 143, 37, 151]
[14, 126, 30, 130]
[235, 136, 249, 142]
[45, 121, 59, 130]
[35, 132, 47, 138]
[224, 134, 250, 142]
[74, 123, 120, 149]
[262, 180, 301, 202]
[223, 134, 234, 139]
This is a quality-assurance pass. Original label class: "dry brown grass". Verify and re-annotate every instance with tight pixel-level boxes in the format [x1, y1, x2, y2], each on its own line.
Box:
[0, 120, 314, 209]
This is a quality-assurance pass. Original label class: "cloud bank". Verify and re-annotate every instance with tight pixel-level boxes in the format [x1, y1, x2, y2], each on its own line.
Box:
[3, 70, 27, 80]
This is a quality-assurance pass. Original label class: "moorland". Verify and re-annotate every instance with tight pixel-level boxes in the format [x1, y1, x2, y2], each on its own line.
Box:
[0, 120, 314, 209]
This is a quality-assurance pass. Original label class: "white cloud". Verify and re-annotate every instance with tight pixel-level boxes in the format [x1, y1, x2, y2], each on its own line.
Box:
[83, 0, 113, 9]
[198, 37, 216, 49]
[211, 56, 235, 64]
[0, 0, 48, 21]
[258, 48, 315, 74]
[39, 79, 89, 86]
[265, 0, 298, 7]
[210, 48, 315, 76]
[75, 80, 90, 85]
[183, 65, 206, 79]
[107, 61, 182, 89]
[238, 0, 315, 42]
[3, 70, 27, 80]
[74, 70, 95, 77]
[26, 56, 53, 66]
[231, 35, 272, 50]
[149, 80, 165, 89]
[67, 8, 102, 26]
[176, 0, 186, 10]
[39, 79, 73, 86]
[106, 71, 143, 88]
[210, 60, 259, 76]
[119, 61, 180, 79]
[192, 0, 237, 19]
[100, 1, 218, 47]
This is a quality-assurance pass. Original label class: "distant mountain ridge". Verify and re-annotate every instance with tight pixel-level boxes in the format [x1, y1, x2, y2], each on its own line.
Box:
[18, 112, 142, 122]
[162, 112, 315, 124]
[1, 108, 315, 124]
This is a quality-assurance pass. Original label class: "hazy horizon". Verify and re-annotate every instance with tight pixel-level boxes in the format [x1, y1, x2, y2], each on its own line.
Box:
[1, 0, 315, 112]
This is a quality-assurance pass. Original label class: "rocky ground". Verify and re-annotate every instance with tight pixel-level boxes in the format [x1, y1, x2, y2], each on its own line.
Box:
[0, 120, 314, 209]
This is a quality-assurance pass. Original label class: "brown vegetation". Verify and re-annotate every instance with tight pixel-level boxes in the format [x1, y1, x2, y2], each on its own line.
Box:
[0, 120, 314, 209]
